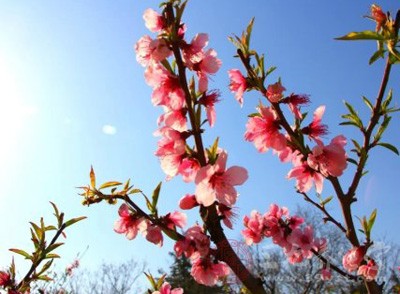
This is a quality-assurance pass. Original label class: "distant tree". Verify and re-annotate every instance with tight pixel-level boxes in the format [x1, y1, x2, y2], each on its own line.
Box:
[250, 207, 400, 294]
[33, 258, 146, 294]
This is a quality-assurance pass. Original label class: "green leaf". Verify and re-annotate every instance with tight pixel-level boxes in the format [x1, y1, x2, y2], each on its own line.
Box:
[30, 222, 43, 242]
[368, 209, 377, 232]
[36, 275, 53, 281]
[156, 274, 167, 290]
[362, 96, 374, 111]
[45, 253, 60, 259]
[347, 158, 358, 165]
[335, 30, 385, 41]
[50, 202, 60, 219]
[99, 181, 122, 190]
[38, 260, 54, 276]
[381, 89, 393, 111]
[45, 242, 64, 253]
[151, 182, 162, 211]
[9, 248, 31, 260]
[369, 49, 385, 65]
[245, 17, 255, 49]
[129, 188, 142, 194]
[64, 216, 87, 228]
[374, 116, 391, 141]
[45, 225, 57, 231]
[321, 196, 333, 207]
[376, 142, 399, 155]
[144, 272, 157, 289]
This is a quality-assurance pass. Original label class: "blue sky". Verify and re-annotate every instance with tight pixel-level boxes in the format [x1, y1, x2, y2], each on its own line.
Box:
[0, 0, 399, 288]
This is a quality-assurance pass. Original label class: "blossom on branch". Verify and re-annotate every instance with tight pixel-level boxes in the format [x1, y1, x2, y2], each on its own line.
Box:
[195, 150, 248, 207]
[245, 105, 287, 153]
[190, 255, 230, 286]
[307, 135, 348, 178]
[228, 69, 248, 106]
[114, 204, 145, 240]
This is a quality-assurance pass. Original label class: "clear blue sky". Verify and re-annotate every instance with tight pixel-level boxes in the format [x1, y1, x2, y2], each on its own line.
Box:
[0, 0, 399, 287]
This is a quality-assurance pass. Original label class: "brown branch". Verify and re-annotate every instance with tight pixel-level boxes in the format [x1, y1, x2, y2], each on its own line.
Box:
[164, 4, 266, 293]
[299, 192, 346, 234]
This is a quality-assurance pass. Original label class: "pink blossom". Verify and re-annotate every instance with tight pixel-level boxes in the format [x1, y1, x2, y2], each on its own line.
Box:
[228, 69, 247, 106]
[143, 8, 165, 33]
[158, 108, 187, 132]
[244, 105, 287, 153]
[198, 91, 220, 127]
[151, 76, 185, 110]
[114, 204, 145, 240]
[287, 226, 316, 259]
[342, 246, 366, 272]
[179, 194, 199, 210]
[191, 256, 230, 286]
[307, 135, 347, 178]
[242, 210, 264, 245]
[301, 105, 328, 144]
[155, 127, 186, 157]
[287, 154, 324, 194]
[195, 150, 248, 207]
[144, 223, 163, 247]
[182, 33, 209, 65]
[194, 49, 222, 93]
[144, 61, 170, 88]
[266, 81, 286, 103]
[282, 93, 310, 119]
[178, 158, 200, 183]
[160, 154, 184, 179]
[175, 225, 210, 259]
[217, 204, 237, 229]
[153, 282, 183, 294]
[164, 211, 187, 230]
[358, 259, 378, 281]
[321, 268, 332, 281]
[135, 36, 171, 67]
[144, 62, 185, 110]
[284, 247, 305, 264]
[313, 237, 328, 253]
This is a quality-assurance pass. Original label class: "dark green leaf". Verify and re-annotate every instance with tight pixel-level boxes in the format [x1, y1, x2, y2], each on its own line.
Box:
[369, 49, 385, 65]
[377, 142, 399, 155]
[347, 158, 358, 165]
[151, 182, 162, 210]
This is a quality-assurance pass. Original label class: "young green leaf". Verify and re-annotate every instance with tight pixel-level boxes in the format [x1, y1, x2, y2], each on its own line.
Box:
[335, 30, 385, 41]
[99, 181, 122, 190]
[9, 249, 32, 260]
[151, 182, 162, 210]
[64, 216, 87, 228]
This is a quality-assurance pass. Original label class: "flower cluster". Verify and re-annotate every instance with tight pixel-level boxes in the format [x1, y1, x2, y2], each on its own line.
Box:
[342, 246, 379, 281]
[242, 204, 327, 265]
[174, 225, 230, 286]
[114, 203, 186, 247]
[229, 71, 348, 195]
